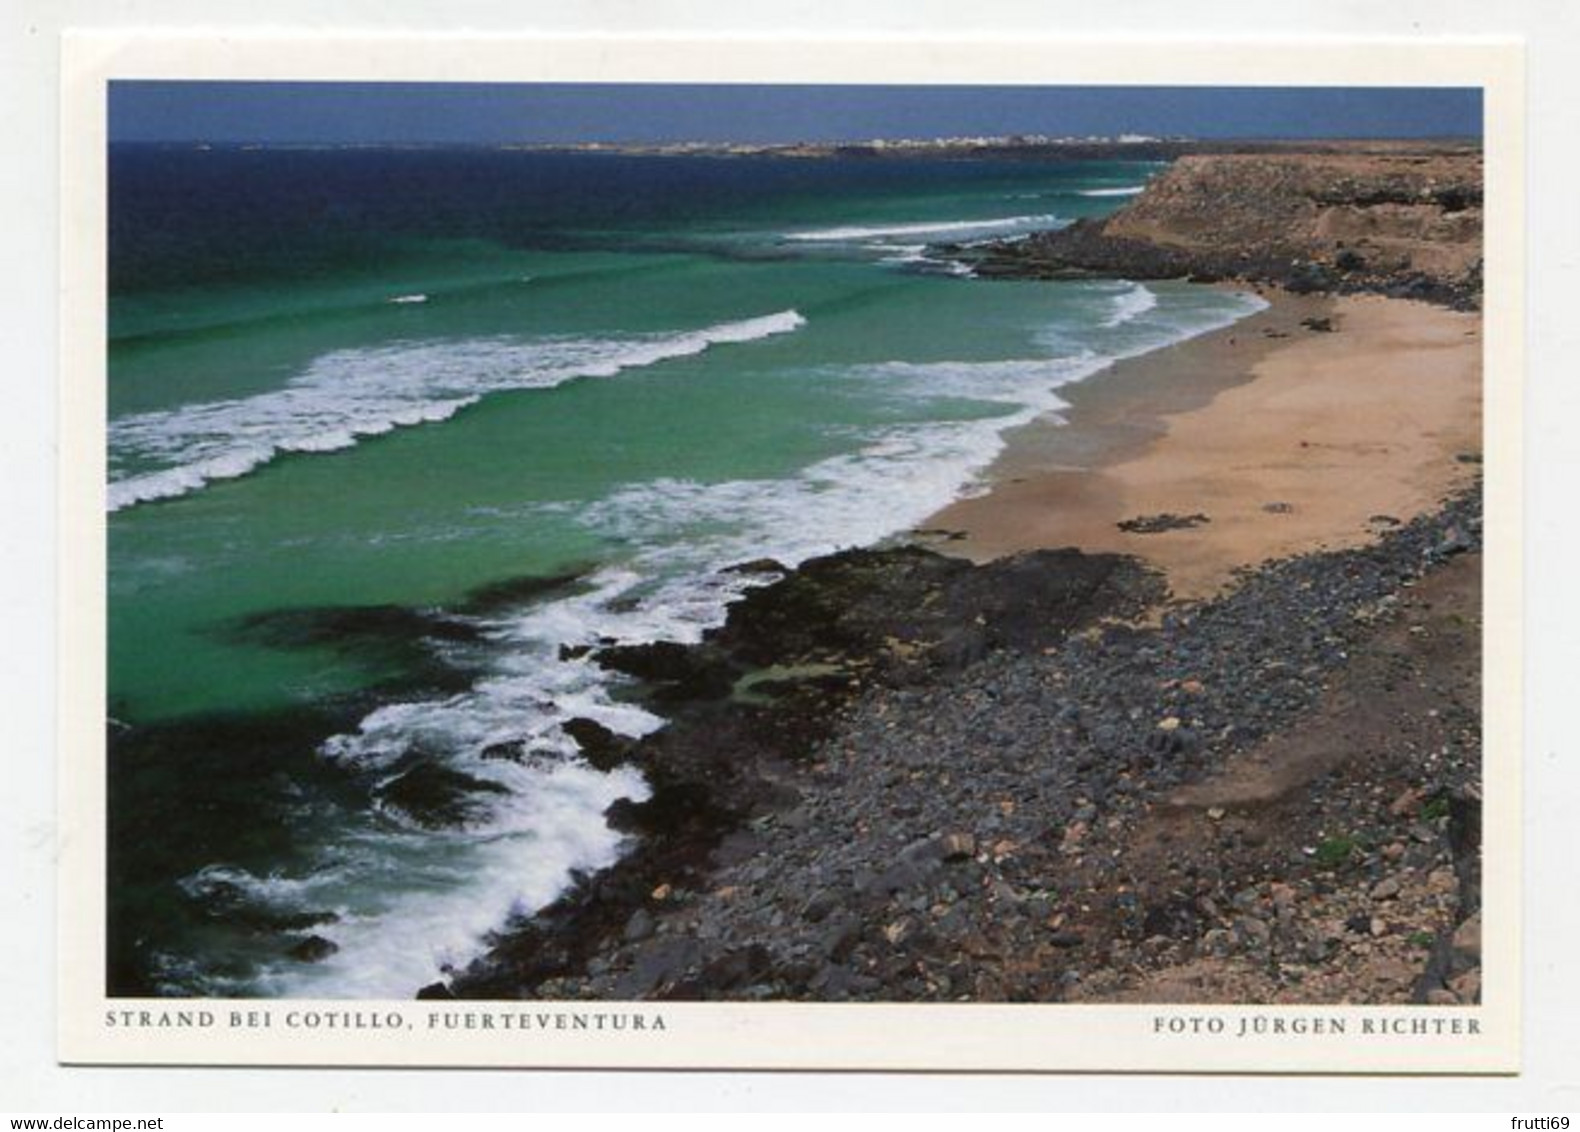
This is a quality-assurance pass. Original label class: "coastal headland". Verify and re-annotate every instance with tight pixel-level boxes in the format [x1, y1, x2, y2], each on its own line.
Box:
[437, 143, 1485, 1006]
[966, 147, 1482, 307]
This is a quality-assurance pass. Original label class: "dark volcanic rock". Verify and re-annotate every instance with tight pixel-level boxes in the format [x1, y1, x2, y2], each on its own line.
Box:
[288, 934, 339, 963]
[592, 641, 738, 702]
[713, 544, 1160, 676]
[479, 740, 527, 762]
[456, 569, 587, 615]
[562, 717, 637, 771]
[374, 763, 510, 830]
[963, 151, 1483, 310]
[722, 558, 789, 576]
[1118, 513, 1211, 534]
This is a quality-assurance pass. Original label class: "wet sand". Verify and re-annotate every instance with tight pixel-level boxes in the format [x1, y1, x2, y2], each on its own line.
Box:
[930, 288, 1483, 599]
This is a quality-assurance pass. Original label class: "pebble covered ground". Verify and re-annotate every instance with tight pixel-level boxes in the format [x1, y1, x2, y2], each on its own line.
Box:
[450, 485, 1483, 1005]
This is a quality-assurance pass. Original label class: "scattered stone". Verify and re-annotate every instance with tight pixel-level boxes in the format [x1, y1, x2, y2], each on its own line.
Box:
[1200, 929, 1233, 957]
[940, 832, 976, 861]
[1389, 788, 1422, 816]
[373, 763, 510, 830]
[723, 557, 788, 576]
[1452, 913, 1482, 962]
[288, 935, 338, 963]
[623, 909, 655, 943]
[478, 740, 527, 762]
[1449, 969, 1481, 1003]
[1436, 527, 1473, 558]
[883, 918, 914, 945]
[562, 718, 636, 771]
[1370, 877, 1402, 901]
[1234, 916, 1272, 948]
[801, 891, 837, 924]
[1118, 512, 1211, 534]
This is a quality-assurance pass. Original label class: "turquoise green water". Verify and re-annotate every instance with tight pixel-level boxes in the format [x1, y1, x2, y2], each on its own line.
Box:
[112, 254, 1052, 716]
[107, 149, 1265, 996]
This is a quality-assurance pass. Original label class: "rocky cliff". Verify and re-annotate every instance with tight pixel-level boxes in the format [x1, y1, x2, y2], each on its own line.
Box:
[971, 150, 1484, 308]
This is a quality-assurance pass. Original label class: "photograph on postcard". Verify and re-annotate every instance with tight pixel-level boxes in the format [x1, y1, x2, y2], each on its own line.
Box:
[59, 38, 1522, 1070]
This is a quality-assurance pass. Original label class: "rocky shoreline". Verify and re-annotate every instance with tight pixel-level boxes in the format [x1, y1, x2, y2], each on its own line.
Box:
[437, 544, 1163, 999]
[959, 151, 1483, 310]
[441, 485, 1482, 1004]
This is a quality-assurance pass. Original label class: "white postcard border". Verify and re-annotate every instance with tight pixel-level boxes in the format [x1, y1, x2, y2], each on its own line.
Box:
[58, 32, 1525, 1073]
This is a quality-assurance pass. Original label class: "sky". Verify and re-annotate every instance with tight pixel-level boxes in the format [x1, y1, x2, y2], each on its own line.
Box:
[108, 82, 1483, 145]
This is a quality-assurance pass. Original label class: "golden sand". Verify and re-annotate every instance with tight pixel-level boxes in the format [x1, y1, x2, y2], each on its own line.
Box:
[930, 290, 1482, 600]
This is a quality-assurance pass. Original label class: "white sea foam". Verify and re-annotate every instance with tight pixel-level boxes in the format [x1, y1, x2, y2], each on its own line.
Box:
[1079, 186, 1146, 197]
[1104, 281, 1160, 328]
[855, 353, 1105, 410]
[785, 214, 1063, 242]
[388, 293, 429, 304]
[874, 243, 927, 264]
[107, 310, 806, 512]
[261, 759, 649, 998]
[180, 862, 349, 909]
[321, 591, 669, 774]
[871, 243, 976, 276]
[1117, 288, 1270, 352]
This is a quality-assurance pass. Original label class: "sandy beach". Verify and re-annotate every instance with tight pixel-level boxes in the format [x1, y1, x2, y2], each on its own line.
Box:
[931, 288, 1483, 599]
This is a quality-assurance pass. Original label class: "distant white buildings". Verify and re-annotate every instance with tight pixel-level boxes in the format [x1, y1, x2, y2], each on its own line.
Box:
[860, 133, 1170, 148]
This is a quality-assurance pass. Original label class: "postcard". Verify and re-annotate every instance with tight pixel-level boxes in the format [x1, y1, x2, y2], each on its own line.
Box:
[58, 33, 1523, 1071]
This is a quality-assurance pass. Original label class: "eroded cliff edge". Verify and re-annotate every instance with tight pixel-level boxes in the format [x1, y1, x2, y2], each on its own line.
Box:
[968, 150, 1483, 309]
